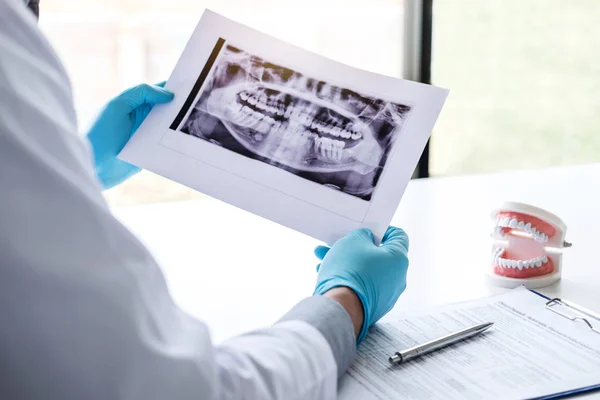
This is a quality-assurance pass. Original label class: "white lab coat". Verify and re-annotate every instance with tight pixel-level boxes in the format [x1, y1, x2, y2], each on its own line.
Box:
[0, 0, 341, 398]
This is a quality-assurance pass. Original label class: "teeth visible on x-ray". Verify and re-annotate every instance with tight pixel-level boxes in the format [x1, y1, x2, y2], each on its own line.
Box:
[180, 43, 412, 200]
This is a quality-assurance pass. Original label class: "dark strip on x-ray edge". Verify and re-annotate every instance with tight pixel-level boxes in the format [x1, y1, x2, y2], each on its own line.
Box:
[170, 37, 226, 130]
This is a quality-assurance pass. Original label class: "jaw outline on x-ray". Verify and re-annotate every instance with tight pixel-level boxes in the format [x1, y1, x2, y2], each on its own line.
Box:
[205, 81, 383, 175]
[194, 45, 410, 178]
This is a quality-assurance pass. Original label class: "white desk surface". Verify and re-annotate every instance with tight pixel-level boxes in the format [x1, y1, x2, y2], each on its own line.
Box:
[114, 163, 600, 397]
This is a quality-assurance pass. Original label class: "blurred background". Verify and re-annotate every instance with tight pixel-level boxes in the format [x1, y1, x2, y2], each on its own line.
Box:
[39, 0, 600, 206]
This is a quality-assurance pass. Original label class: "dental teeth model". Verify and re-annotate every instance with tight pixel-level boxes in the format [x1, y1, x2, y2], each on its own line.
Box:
[488, 201, 571, 289]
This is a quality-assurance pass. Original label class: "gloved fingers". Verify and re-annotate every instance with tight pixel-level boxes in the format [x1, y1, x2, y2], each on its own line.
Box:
[314, 245, 330, 260]
[348, 228, 375, 243]
[118, 83, 174, 113]
[381, 226, 409, 255]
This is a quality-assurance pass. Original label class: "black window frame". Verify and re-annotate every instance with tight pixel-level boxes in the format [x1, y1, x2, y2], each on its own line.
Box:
[414, 0, 433, 178]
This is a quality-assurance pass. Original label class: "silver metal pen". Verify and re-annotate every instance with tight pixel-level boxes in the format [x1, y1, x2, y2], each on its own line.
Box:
[388, 322, 494, 365]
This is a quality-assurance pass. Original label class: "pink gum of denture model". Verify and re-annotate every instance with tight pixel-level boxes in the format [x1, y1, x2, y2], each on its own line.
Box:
[488, 202, 571, 289]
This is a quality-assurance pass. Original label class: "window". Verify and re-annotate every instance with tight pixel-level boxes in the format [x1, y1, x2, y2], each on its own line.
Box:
[39, 0, 407, 205]
[429, 0, 600, 176]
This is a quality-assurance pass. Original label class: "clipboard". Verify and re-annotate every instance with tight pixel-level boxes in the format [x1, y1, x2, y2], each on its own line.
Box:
[341, 288, 600, 400]
[527, 289, 600, 400]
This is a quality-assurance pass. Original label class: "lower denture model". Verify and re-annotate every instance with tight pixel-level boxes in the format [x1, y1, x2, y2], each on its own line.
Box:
[488, 202, 571, 289]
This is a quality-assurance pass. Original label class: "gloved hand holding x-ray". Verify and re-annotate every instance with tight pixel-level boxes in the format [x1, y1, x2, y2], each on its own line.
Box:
[313, 226, 410, 344]
[86, 82, 174, 189]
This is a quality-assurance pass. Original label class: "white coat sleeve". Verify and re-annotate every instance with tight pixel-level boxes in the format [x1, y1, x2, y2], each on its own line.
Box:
[0, 1, 356, 399]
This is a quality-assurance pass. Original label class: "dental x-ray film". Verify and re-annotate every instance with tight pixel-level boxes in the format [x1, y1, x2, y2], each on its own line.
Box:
[119, 10, 448, 245]
[179, 43, 411, 201]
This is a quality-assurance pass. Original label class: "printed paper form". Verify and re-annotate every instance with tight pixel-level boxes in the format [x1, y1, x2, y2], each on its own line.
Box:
[338, 288, 600, 400]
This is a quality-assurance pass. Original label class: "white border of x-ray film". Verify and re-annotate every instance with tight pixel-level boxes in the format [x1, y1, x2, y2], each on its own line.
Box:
[119, 9, 448, 245]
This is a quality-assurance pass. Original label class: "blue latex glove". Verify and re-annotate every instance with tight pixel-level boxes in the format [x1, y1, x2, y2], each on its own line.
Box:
[86, 82, 174, 189]
[313, 226, 409, 344]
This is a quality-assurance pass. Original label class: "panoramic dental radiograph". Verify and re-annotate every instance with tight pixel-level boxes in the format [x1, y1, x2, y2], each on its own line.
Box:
[488, 202, 571, 289]
[179, 44, 412, 200]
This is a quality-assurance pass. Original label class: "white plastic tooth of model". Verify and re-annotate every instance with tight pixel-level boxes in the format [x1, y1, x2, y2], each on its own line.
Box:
[322, 125, 332, 134]
[542, 255, 548, 264]
[351, 131, 362, 140]
[516, 260, 523, 270]
[523, 260, 530, 269]
[509, 218, 518, 228]
[340, 130, 351, 139]
[534, 258, 542, 267]
[517, 221, 525, 229]
[330, 127, 341, 137]
[501, 217, 510, 227]
[525, 222, 532, 232]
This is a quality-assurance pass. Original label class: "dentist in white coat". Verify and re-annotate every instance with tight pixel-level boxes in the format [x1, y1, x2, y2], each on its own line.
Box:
[0, 0, 411, 399]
